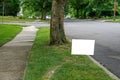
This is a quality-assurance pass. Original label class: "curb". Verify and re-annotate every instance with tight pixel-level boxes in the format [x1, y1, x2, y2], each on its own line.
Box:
[88, 56, 120, 80]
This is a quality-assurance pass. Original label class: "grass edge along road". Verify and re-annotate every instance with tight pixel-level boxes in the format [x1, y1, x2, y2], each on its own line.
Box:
[0, 16, 35, 22]
[24, 27, 113, 80]
[0, 24, 22, 47]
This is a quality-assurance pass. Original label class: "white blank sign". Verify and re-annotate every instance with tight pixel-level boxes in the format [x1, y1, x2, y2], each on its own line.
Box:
[71, 39, 95, 55]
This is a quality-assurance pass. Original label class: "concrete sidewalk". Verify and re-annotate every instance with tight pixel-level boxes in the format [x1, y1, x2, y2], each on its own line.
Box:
[0, 26, 38, 80]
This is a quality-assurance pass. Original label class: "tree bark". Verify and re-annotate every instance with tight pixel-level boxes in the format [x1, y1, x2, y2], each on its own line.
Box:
[50, 0, 67, 45]
[114, 0, 116, 21]
[83, 11, 86, 19]
[41, 8, 46, 20]
[76, 9, 79, 18]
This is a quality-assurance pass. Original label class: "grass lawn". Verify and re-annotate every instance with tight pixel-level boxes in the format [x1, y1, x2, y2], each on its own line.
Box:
[0, 16, 35, 22]
[106, 19, 120, 22]
[24, 27, 113, 80]
[0, 24, 22, 46]
[101, 16, 120, 22]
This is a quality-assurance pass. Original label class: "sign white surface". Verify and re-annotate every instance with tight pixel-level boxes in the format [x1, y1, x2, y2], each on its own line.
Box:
[71, 39, 95, 55]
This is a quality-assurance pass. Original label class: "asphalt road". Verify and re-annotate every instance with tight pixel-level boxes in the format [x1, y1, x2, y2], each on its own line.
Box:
[64, 20, 120, 78]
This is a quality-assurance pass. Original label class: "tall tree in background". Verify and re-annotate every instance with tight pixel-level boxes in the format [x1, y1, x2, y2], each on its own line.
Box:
[50, 0, 68, 45]
[69, 0, 89, 18]
[69, 0, 115, 18]
[87, 0, 113, 18]
[0, 0, 20, 16]
[22, 0, 52, 20]
[114, 0, 116, 21]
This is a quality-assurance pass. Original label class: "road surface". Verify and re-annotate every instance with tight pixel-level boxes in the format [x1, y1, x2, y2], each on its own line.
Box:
[64, 20, 120, 78]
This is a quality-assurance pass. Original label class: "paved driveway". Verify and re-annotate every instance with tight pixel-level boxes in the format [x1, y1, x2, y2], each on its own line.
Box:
[64, 20, 120, 78]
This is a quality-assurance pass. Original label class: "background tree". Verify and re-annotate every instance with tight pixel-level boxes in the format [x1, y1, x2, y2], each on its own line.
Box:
[69, 0, 120, 19]
[69, 0, 89, 18]
[22, 0, 52, 20]
[87, 0, 114, 18]
[0, 0, 20, 16]
[50, 0, 68, 45]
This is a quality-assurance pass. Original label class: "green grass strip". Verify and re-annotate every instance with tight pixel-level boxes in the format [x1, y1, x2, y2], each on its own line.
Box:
[0, 24, 22, 46]
[0, 16, 35, 22]
[24, 27, 113, 80]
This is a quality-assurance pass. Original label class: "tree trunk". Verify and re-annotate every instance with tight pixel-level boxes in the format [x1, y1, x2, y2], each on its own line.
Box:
[114, 0, 116, 21]
[41, 8, 46, 20]
[50, 0, 67, 45]
[76, 9, 79, 18]
[83, 11, 86, 19]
